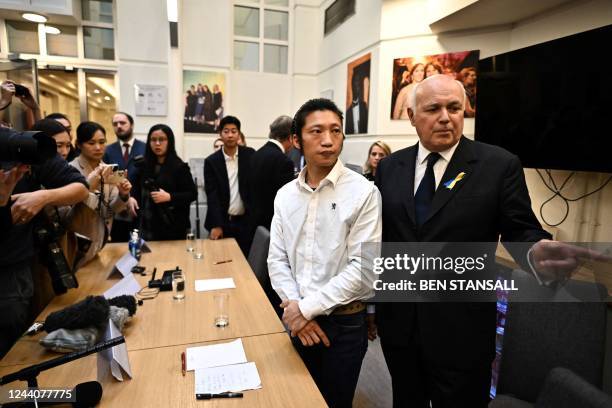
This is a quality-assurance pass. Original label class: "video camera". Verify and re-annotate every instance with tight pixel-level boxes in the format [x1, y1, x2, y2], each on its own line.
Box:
[0, 127, 56, 169]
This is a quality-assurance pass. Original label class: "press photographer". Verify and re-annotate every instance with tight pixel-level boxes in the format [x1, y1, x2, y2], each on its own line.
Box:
[0, 86, 88, 358]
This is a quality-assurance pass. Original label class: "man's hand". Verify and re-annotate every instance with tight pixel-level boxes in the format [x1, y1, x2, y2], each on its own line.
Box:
[280, 299, 309, 335]
[296, 320, 330, 347]
[0, 165, 29, 206]
[150, 188, 171, 204]
[11, 189, 50, 224]
[531, 239, 612, 283]
[126, 196, 139, 217]
[366, 313, 377, 341]
[0, 80, 15, 109]
[209, 227, 223, 240]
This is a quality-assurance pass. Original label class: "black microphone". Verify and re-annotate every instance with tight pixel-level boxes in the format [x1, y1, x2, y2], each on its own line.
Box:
[0, 336, 125, 386]
[0, 380, 103, 407]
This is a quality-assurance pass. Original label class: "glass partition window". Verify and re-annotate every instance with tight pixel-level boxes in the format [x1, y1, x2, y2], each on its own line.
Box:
[82, 0, 114, 23]
[86, 73, 116, 137]
[233, 1, 289, 73]
[6, 21, 40, 54]
[46, 25, 78, 57]
[83, 27, 115, 60]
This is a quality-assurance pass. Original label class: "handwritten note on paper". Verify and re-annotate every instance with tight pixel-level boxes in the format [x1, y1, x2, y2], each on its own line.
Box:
[195, 362, 262, 394]
[185, 338, 247, 371]
[194, 278, 236, 292]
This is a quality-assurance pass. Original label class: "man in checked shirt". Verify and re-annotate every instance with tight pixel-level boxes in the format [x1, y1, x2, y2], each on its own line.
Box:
[268, 98, 382, 408]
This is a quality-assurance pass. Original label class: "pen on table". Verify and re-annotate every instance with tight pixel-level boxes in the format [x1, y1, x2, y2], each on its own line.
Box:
[196, 392, 243, 400]
[181, 351, 186, 377]
[213, 259, 232, 265]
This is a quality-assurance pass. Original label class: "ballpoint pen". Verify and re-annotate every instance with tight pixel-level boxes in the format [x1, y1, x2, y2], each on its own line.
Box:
[213, 259, 232, 265]
[181, 351, 186, 377]
[196, 392, 243, 400]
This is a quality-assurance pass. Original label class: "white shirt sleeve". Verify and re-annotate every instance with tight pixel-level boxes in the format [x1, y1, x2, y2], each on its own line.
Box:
[268, 195, 301, 302]
[298, 187, 382, 320]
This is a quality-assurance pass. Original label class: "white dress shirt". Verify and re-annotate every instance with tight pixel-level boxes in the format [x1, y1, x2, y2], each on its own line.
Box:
[414, 140, 460, 194]
[121, 137, 135, 157]
[223, 147, 245, 216]
[268, 159, 382, 321]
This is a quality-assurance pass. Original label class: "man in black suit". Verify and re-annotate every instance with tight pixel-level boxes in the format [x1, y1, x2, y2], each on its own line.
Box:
[345, 73, 368, 135]
[249, 115, 295, 231]
[204, 115, 255, 255]
[103, 112, 146, 241]
[375, 75, 552, 407]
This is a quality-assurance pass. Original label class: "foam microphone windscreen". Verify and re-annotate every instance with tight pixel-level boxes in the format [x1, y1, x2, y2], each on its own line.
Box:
[43, 296, 110, 333]
[73, 381, 103, 408]
[108, 295, 137, 316]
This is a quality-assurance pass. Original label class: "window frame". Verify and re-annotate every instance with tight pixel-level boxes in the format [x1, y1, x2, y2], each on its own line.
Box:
[233, 0, 291, 74]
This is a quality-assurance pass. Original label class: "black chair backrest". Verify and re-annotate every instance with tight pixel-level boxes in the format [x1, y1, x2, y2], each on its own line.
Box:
[247, 226, 271, 287]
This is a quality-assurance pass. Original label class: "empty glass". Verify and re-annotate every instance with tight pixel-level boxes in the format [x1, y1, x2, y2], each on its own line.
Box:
[186, 232, 195, 252]
[172, 270, 186, 300]
[214, 293, 229, 327]
[194, 239, 204, 260]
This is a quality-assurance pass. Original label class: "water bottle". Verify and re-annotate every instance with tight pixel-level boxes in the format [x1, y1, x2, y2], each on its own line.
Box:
[129, 229, 142, 260]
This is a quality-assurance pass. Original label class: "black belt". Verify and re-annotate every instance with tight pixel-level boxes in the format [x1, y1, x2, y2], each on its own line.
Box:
[227, 214, 244, 221]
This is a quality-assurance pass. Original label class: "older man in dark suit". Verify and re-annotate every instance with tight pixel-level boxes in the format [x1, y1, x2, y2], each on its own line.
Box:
[249, 115, 295, 231]
[204, 115, 255, 255]
[375, 75, 553, 407]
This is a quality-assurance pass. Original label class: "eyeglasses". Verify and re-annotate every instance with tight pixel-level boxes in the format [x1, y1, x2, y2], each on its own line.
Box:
[151, 138, 168, 144]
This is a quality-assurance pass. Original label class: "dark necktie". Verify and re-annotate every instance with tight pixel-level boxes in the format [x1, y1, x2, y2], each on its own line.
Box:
[122, 143, 130, 165]
[414, 152, 441, 226]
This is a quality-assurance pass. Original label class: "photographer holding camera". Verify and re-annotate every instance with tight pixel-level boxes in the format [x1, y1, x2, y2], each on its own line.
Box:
[0, 90, 88, 356]
[0, 80, 42, 127]
[69, 122, 132, 259]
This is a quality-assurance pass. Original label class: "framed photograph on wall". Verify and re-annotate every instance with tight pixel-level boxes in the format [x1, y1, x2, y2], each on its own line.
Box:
[345, 53, 371, 135]
[183, 70, 226, 133]
[390, 50, 479, 120]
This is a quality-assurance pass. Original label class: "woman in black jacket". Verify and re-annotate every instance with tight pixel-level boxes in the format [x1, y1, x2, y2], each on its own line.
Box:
[134, 124, 197, 241]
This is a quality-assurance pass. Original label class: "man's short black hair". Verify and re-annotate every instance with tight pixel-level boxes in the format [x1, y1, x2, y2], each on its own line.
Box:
[219, 116, 241, 133]
[114, 111, 134, 125]
[292, 98, 344, 148]
[45, 112, 70, 123]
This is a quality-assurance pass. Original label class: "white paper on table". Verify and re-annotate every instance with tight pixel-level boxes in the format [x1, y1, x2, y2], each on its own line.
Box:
[195, 362, 262, 394]
[104, 274, 141, 299]
[194, 277, 236, 292]
[185, 338, 247, 371]
[111, 252, 138, 278]
[96, 319, 132, 381]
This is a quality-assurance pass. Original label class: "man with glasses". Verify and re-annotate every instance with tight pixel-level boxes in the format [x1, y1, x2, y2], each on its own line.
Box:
[103, 112, 146, 241]
[204, 116, 255, 255]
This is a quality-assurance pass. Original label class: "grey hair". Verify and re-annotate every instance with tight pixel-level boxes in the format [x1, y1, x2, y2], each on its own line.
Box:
[269, 115, 293, 141]
[408, 75, 467, 113]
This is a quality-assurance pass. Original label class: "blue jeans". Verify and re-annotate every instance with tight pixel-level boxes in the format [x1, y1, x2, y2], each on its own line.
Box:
[291, 311, 368, 408]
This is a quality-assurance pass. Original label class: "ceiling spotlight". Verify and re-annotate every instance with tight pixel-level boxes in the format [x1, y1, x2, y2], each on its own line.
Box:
[93, 89, 100, 94]
[22, 13, 47, 23]
[104, 96, 111, 101]
[45, 26, 61, 35]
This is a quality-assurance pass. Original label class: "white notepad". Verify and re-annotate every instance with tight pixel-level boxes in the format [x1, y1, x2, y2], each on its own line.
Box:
[195, 362, 262, 394]
[185, 338, 247, 371]
[194, 277, 236, 292]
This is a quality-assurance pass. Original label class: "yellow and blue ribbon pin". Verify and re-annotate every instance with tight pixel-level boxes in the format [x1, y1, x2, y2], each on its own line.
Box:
[443, 172, 466, 189]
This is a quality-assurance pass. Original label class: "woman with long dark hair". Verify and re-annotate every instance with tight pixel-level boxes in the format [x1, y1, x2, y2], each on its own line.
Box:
[134, 124, 197, 241]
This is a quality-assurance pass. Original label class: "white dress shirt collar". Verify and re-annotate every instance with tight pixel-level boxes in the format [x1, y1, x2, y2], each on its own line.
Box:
[297, 159, 344, 191]
[268, 138, 285, 154]
[222, 146, 238, 161]
[416, 139, 460, 166]
[120, 137, 135, 149]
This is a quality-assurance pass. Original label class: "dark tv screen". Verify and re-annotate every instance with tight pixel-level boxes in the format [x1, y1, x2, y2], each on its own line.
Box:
[475, 24, 612, 173]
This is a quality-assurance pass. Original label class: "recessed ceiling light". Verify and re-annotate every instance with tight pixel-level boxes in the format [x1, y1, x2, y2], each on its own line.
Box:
[93, 89, 100, 94]
[22, 13, 47, 23]
[104, 96, 111, 101]
[45, 26, 61, 35]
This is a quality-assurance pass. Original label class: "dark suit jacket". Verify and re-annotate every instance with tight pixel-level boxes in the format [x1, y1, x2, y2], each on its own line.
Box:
[345, 100, 368, 134]
[103, 139, 147, 186]
[204, 146, 255, 231]
[248, 141, 295, 230]
[375, 136, 550, 369]
[133, 156, 197, 241]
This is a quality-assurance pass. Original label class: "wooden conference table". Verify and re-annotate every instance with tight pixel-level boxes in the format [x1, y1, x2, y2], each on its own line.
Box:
[0, 239, 327, 407]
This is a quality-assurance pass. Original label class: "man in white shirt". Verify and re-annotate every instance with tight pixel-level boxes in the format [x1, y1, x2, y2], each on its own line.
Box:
[268, 98, 382, 408]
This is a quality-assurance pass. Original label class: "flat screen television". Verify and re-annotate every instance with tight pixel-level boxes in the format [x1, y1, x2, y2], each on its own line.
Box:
[475, 24, 612, 173]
